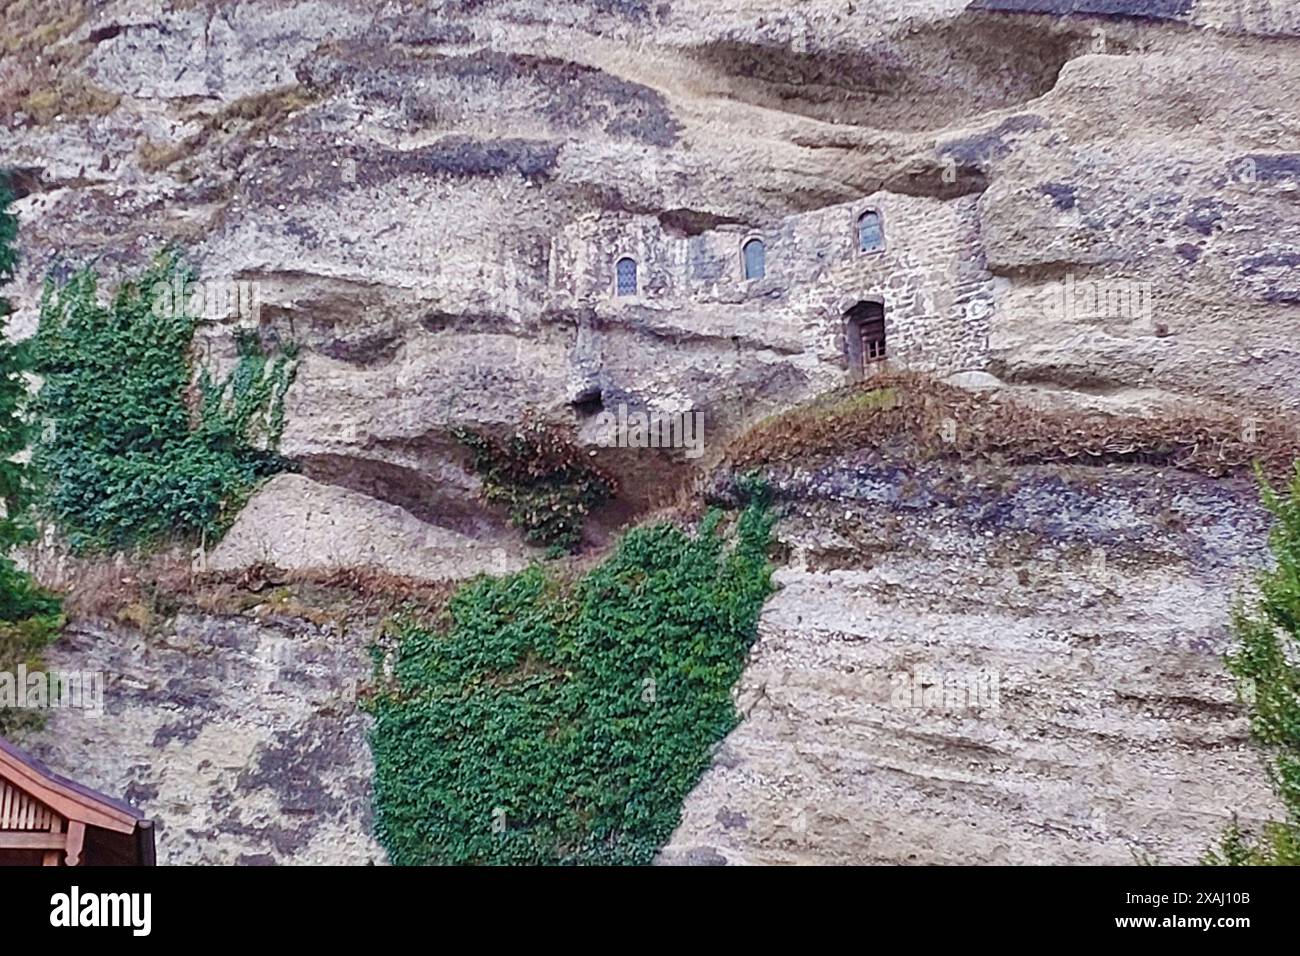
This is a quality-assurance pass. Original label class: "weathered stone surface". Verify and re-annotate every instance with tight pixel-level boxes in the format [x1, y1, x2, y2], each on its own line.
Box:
[209, 474, 529, 578]
[944, 370, 1004, 390]
[660, 461, 1280, 864]
[2, 2, 1295, 504]
[27, 614, 385, 865]
[5, 2, 1297, 459]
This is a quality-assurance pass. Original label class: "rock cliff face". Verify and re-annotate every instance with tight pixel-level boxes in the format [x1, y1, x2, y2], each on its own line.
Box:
[662, 460, 1279, 864]
[2, 0, 1297, 863]
[34, 609, 384, 865]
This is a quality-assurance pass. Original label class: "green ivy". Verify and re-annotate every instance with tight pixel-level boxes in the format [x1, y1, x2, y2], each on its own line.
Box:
[1208, 464, 1300, 865]
[30, 251, 297, 552]
[367, 489, 776, 865]
[455, 418, 616, 554]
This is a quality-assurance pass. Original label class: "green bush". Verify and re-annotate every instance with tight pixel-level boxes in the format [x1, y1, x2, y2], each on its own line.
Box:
[1209, 465, 1300, 865]
[0, 611, 63, 737]
[456, 418, 616, 554]
[368, 490, 775, 865]
[30, 252, 297, 552]
[0, 173, 63, 735]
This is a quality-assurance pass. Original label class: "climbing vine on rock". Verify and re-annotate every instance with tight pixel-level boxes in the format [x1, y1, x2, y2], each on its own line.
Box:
[455, 417, 616, 554]
[31, 251, 297, 553]
[367, 487, 776, 865]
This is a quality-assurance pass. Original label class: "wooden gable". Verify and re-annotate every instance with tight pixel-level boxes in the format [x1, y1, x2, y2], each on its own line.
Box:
[0, 737, 155, 866]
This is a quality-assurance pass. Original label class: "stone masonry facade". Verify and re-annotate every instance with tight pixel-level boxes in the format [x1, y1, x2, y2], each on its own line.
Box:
[551, 191, 995, 383]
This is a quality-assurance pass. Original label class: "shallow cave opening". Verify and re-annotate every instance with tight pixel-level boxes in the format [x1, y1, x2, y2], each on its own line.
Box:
[572, 386, 605, 417]
[684, 12, 1077, 133]
[3, 166, 44, 199]
[658, 208, 746, 238]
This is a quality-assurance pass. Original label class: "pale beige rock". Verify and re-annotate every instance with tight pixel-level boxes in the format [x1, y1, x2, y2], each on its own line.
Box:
[29, 613, 386, 866]
[943, 370, 1004, 390]
[209, 474, 528, 579]
[660, 464, 1282, 865]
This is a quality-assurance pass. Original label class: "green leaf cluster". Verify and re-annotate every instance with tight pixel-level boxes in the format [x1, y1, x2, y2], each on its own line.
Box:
[30, 252, 297, 552]
[1211, 464, 1300, 864]
[455, 418, 616, 553]
[368, 492, 776, 864]
[0, 173, 63, 736]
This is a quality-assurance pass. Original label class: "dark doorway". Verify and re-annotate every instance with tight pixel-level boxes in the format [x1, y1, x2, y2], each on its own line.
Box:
[844, 301, 886, 376]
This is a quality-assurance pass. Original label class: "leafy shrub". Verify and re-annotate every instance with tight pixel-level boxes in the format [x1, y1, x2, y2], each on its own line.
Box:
[1208, 465, 1300, 864]
[0, 173, 63, 735]
[0, 610, 63, 737]
[31, 252, 297, 552]
[368, 491, 776, 865]
[456, 417, 616, 553]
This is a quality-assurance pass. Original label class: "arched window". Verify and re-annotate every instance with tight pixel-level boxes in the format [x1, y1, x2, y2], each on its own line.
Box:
[857, 210, 884, 253]
[615, 257, 638, 297]
[742, 238, 766, 280]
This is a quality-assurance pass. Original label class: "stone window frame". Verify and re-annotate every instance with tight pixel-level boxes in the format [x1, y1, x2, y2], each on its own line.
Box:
[612, 254, 641, 300]
[854, 207, 886, 255]
[739, 234, 767, 282]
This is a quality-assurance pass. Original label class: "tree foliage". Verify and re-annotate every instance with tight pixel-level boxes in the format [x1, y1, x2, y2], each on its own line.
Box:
[1209, 466, 1300, 864]
[0, 174, 63, 736]
[368, 489, 775, 865]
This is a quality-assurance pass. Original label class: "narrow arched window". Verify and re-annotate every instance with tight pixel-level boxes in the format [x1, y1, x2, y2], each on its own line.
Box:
[615, 257, 638, 297]
[742, 238, 766, 280]
[857, 210, 884, 252]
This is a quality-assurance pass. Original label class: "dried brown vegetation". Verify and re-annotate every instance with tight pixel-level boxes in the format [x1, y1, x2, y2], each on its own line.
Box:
[42, 547, 462, 634]
[1, 1, 88, 58]
[136, 86, 320, 172]
[204, 563, 462, 630]
[726, 372, 1300, 484]
[0, 1, 120, 126]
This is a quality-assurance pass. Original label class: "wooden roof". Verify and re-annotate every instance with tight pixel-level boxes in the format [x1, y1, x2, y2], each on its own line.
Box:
[0, 736, 154, 865]
[0, 736, 144, 834]
[0, 738, 148, 863]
